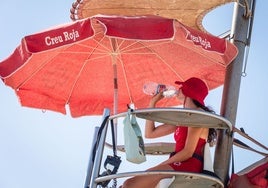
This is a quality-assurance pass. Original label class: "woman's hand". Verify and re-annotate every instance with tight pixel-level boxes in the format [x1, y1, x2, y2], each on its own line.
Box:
[148, 92, 164, 107]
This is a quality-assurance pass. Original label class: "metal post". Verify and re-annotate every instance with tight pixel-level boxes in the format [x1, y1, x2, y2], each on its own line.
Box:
[90, 108, 110, 188]
[214, 0, 256, 185]
[84, 108, 110, 188]
[84, 127, 100, 188]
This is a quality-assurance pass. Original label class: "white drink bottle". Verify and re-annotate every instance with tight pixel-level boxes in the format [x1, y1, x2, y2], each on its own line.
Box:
[143, 81, 178, 98]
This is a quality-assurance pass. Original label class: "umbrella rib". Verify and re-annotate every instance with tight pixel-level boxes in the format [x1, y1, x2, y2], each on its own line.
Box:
[15, 51, 64, 89]
[119, 40, 171, 53]
[112, 39, 226, 67]
[116, 50, 134, 105]
[123, 40, 226, 66]
[66, 34, 115, 104]
[114, 39, 181, 105]
[120, 36, 227, 66]
[137, 40, 185, 79]
[172, 40, 227, 67]
[109, 38, 136, 105]
[111, 39, 183, 105]
[92, 36, 117, 53]
[69, 42, 111, 54]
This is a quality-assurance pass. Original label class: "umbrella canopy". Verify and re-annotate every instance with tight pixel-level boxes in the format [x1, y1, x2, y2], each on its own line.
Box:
[0, 15, 238, 117]
[70, 0, 235, 32]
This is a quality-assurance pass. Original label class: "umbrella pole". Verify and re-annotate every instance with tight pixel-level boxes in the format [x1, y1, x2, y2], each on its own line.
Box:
[111, 37, 118, 154]
[113, 61, 118, 155]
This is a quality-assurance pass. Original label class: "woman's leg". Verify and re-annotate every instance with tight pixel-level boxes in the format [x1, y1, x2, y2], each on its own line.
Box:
[121, 164, 174, 188]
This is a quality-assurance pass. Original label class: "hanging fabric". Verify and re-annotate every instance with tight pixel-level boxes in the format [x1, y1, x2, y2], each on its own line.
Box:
[123, 109, 146, 164]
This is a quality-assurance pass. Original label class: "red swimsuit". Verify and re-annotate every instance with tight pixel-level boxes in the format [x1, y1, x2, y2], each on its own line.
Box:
[169, 126, 206, 172]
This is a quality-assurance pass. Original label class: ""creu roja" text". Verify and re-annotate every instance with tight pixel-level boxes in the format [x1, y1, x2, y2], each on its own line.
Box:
[186, 30, 211, 50]
[45, 29, 80, 46]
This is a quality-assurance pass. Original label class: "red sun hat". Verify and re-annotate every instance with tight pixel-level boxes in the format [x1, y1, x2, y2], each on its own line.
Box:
[175, 77, 208, 106]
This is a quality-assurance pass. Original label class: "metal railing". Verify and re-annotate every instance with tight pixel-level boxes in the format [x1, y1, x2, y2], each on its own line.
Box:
[85, 107, 232, 188]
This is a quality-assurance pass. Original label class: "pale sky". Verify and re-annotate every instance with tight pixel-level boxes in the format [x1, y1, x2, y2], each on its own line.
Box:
[0, 1, 267, 188]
